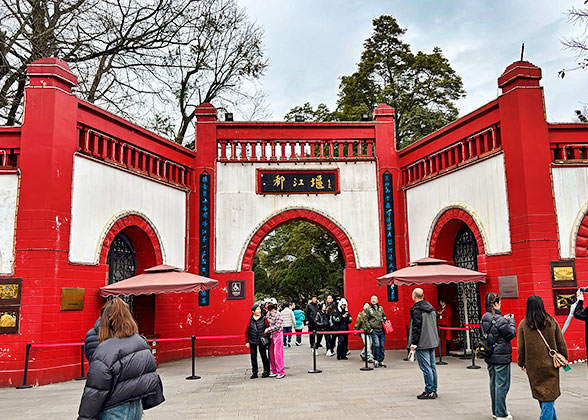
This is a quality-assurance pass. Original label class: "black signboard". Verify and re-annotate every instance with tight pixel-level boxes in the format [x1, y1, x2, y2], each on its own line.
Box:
[257, 169, 339, 194]
[387, 284, 398, 302]
[227, 281, 246, 300]
[198, 290, 210, 306]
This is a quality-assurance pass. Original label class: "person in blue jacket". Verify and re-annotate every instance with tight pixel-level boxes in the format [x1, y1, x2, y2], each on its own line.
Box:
[293, 304, 305, 346]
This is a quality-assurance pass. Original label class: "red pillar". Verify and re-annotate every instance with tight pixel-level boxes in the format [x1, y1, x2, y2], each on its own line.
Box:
[497, 61, 560, 312]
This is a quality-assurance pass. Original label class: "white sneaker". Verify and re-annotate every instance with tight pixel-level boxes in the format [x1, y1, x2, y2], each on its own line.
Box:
[327, 350, 335, 357]
[268, 373, 277, 377]
[495, 413, 512, 420]
[276, 374, 285, 379]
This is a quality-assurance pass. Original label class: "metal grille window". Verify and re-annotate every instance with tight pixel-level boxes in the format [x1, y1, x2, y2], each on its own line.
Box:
[107, 232, 137, 312]
[453, 225, 481, 349]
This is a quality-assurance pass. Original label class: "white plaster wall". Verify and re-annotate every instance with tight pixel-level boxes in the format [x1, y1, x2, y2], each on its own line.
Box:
[70, 156, 187, 268]
[406, 154, 511, 261]
[216, 161, 380, 271]
[552, 166, 588, 258]
[0, 173, 18, 273]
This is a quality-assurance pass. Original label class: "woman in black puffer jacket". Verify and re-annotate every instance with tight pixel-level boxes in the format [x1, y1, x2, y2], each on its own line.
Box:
[481, 293, 516, 420]
[77, 298, 164, 420]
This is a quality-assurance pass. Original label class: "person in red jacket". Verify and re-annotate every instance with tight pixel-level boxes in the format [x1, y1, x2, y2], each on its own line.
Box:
[437, 296, 453, 355]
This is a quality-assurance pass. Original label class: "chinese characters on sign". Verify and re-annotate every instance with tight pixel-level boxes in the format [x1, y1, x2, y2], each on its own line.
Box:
[258, 170, 339, 194]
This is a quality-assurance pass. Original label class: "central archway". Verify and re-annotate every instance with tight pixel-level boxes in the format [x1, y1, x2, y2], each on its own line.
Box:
[241, 209, 357, 271]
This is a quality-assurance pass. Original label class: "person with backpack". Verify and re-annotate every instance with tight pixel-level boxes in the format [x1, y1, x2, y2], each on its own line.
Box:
[354, 302, 374, 362]
[517, 295, 568, 420]
[281, 302, 297, 348]
[313, 303, 329, 356]
[332, 298, 353, 360]
[305, 296, 322, 350]
[365, 295, 387, 368]
[480, 293, 516, 420]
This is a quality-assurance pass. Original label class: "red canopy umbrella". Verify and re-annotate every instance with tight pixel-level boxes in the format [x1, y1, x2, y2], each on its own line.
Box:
[377, 257, 486, 286]
[100, 264, 219, 297]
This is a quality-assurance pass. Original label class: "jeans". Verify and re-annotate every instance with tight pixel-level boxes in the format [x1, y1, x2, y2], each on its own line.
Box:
[488, 364, 510, 418]
[539, 401, 557, 420]
[249, 342, 270, 375]
[99, 400, 142, 420]
[283, 326, 292, 346]
[371, 330, 385, 362]
[295, 327, 303, 343]
[361, 333, 373, 360]
[416, 348, 438, 393]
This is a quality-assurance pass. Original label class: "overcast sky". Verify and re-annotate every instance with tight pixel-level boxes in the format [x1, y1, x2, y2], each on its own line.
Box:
[237, 0, 588, 122]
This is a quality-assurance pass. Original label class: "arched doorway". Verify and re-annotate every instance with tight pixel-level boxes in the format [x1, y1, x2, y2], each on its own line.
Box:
[103, 219, 162, 336]
[430, 208, 485, 354]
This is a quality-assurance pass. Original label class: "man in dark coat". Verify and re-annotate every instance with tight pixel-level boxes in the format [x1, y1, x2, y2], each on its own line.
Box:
[409, 288, 440, 400]
[573, 288, 588, 359]
[305, 296, 322, 350]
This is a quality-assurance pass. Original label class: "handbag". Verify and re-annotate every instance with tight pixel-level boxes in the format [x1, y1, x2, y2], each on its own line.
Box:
[259, 335, 270, 347]
[537, 329, 568, 369]
[382, 319, 394, 334]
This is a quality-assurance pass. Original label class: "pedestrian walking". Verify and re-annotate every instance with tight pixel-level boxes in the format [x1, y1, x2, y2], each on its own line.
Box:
[324, 295, 337, 357]
[408, 288, 439, 400]
[332, 298, 353, 359]
[293, 304, 305, 346]
[265, 299, 285, 379]
[365, 295, 387, 368]
[354, 301, 374, 362]
[281, 302, 297, 348]
[77, 298, 164, 420]
[517, 295, 568, 420]
[481, 293, 516, 420]
[245, 304, 270, 379]
[305, 296, 322, 350]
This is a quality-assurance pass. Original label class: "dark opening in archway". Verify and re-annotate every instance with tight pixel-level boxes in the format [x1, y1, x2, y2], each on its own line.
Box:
[253, 220, 344, 305]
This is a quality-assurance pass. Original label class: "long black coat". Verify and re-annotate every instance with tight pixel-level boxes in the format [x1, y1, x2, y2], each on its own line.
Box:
[481, 310, 516, 365]
[77, 333, 162, 420]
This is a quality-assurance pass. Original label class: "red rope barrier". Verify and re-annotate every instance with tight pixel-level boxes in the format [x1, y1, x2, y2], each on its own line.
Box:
[30, 342, 84, 348]
[439, 326, 471, 331]
[146, 337, 192, 343]
[465, 323, 481, 328]
[317, 330, 363, 335]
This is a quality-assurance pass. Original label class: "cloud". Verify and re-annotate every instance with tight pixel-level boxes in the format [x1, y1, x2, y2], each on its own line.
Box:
[238, 0, 588, 121]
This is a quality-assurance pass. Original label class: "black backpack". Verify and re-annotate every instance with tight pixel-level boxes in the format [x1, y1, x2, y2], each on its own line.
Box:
[474, 316, 496, 358]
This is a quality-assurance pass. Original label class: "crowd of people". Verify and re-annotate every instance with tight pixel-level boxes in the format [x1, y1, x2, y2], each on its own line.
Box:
[76, 287, 587, 420]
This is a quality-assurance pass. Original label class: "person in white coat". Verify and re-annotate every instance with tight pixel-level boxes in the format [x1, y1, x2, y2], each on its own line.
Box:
[281, 302, 297, 348]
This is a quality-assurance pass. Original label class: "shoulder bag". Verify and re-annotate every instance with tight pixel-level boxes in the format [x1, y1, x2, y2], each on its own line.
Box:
[537, 329, 568, 369]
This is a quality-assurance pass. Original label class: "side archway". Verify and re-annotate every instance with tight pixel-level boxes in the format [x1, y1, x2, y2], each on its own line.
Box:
[99, 213, 164, 272]
[241, 208, 358, 271]
[428, 206, 486, 260]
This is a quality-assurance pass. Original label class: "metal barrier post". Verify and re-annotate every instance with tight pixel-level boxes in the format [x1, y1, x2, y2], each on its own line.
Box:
[76, 343, 86, 380]
[308, 330, 322, 374]
[16, 344, 33, 389]
[186, 336, 201, 380]
[466, 327, 481, 370]
[360, 331, 373, 371]
[436, 325, 447, 365]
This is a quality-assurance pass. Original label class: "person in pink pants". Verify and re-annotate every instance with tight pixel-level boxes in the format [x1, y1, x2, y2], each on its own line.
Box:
[265, 299, 285, 378]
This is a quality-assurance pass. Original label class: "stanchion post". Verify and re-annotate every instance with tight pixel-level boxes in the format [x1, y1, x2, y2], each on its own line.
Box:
[308, 330, 322, 374]
[76, 343, 86, 380]
[16, 343, 33, 389]
[436, 326, 447, 366]
[403, 325, 409, 361]
[360, 331, 373, 371]
[186, 336, 201, 380]
[466, 327, 481, 370]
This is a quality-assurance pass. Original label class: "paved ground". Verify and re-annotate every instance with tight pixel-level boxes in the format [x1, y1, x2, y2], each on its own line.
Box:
[1, 340, 587, 420]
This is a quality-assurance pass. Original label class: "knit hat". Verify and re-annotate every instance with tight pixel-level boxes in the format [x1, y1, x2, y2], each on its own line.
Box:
[338, 298, 348, 312]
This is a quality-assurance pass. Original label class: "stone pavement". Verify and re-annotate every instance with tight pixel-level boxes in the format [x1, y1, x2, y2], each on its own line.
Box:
[1, 341, 587, 420]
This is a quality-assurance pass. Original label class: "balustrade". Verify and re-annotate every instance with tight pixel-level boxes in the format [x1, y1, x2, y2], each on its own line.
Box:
[551, 143, 588, 162]
[217, 139, 375, 162]
[401, 124, 501, 186]
[77, 125, 192, 188]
